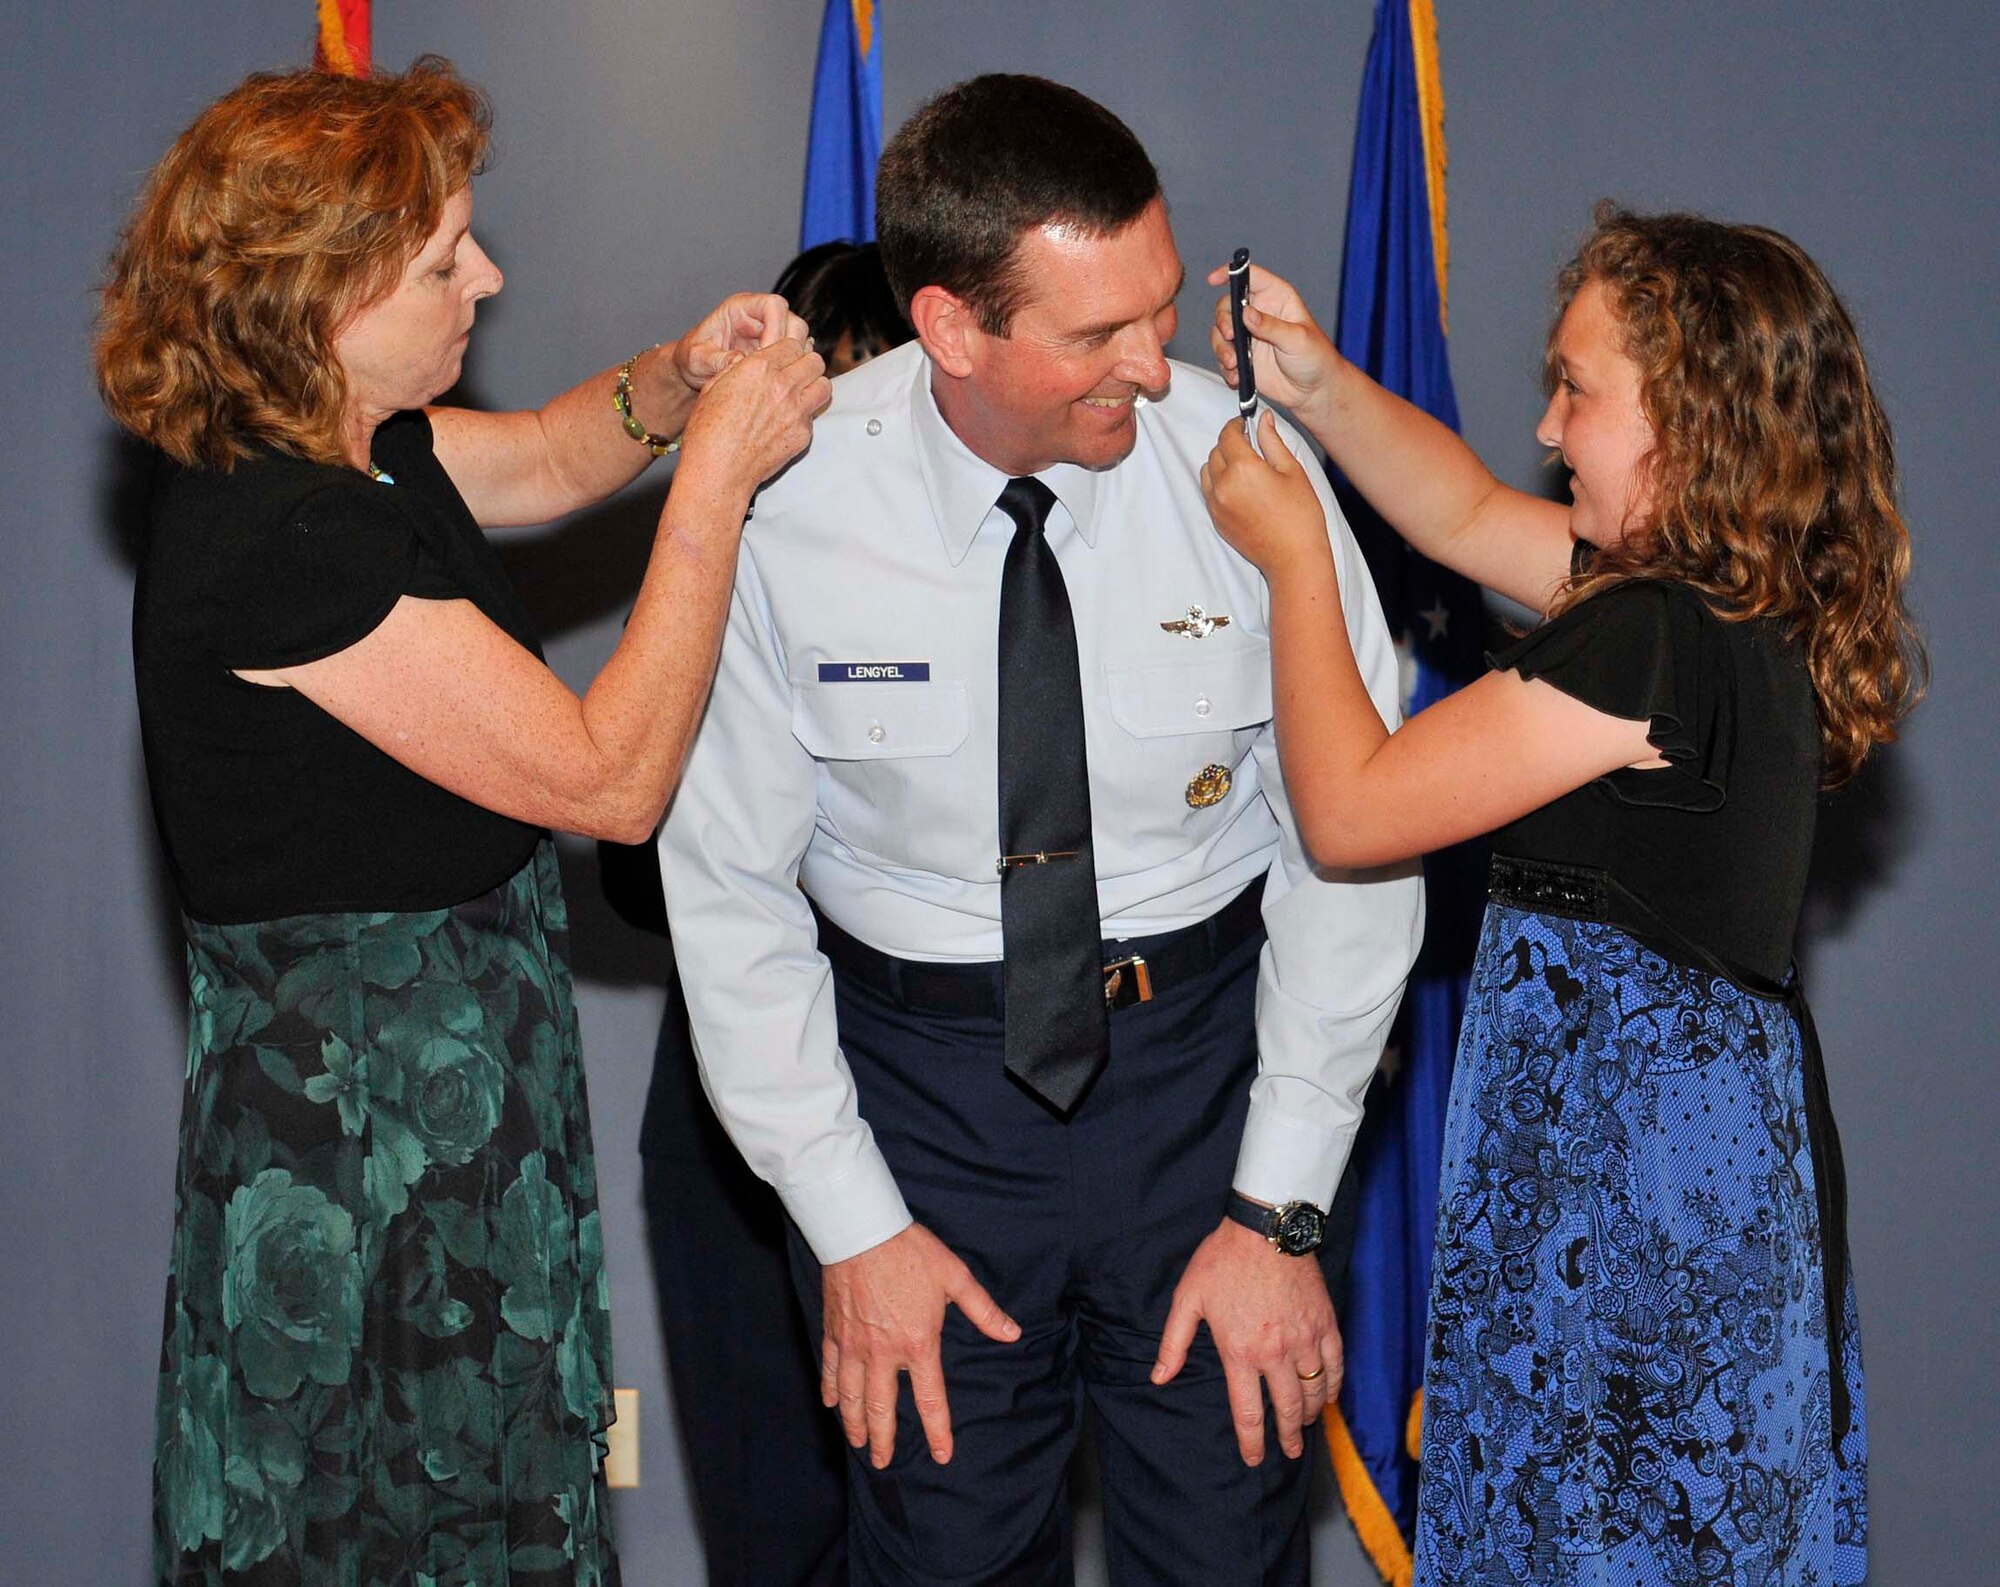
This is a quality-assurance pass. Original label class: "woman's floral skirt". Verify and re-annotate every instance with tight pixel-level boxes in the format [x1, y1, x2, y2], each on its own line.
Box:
[1413, 905, 1866, 1587]
[154, 842, 620, 1585]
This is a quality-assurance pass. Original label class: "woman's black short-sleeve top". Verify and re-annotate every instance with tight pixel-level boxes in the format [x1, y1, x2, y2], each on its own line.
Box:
[1488, 578, 1821, 984]
[134, 411, 545, 923]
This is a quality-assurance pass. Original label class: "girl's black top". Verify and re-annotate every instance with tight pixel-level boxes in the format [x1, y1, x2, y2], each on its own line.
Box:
[1489, 577, 1820, 985]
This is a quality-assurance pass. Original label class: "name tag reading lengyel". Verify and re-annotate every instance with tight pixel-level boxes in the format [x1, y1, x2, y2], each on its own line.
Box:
[818, 662, 931, 683]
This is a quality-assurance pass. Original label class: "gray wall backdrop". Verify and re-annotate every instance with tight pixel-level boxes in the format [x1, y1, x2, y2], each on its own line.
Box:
[4, 2, 1993, 1581]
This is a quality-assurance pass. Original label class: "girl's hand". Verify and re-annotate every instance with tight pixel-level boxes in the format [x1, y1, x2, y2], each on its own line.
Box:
[1201, 411, 1338, 583]
[1205, 263, 1343, 428]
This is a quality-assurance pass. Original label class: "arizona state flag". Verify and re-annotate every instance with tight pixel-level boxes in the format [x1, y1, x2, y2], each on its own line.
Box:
[313, 0, 371, 77]
[800, 0, 883, 247]
[1321, 4, 1483, 1584]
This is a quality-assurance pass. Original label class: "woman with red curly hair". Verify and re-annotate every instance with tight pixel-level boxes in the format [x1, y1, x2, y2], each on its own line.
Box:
[1200, 208, 1921, 1586]
[98, 56, 827, 1584]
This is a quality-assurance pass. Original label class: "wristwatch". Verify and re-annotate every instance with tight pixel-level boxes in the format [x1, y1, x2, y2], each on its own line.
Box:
[1225, 1191, 1326, 1257]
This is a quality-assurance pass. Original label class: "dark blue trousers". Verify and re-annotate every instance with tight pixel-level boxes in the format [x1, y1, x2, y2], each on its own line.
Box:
[789, 923, 1313, 1587]
[641, 972, 848, 1587]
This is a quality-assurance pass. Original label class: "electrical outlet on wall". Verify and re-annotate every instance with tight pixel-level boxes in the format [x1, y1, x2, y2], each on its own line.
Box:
[606, 1388, 640, 1489]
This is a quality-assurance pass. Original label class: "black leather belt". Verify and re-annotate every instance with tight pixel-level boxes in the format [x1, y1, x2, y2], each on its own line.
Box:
[813, 879, 1265, 1020]
[1488, 852, 1854, 1459]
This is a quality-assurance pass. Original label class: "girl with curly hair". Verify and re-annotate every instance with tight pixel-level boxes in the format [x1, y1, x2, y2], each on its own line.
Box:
[1200, 207, 1921, 1586]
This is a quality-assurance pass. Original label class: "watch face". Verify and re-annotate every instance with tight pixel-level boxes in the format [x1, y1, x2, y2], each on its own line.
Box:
[1272, 1202, 1325, 1256]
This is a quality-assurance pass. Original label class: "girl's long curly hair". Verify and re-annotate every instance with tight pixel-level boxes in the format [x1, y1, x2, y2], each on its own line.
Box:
[1552, 204, 1924, 784]
[96, 56, 490, 470]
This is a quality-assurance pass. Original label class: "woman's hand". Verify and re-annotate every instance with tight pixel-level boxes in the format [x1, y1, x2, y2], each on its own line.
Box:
[677, 336, 831, 499]
[670, 292, 814, 395]
[433, 291, 815, 528]
[1201, 411, 1337, 584]
[1206, 262, 1343, 430]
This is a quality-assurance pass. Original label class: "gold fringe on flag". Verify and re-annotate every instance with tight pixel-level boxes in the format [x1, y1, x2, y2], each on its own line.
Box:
[1408, 0, 1450, 333]
[1324, 1404, 1415, 1587]
[1405, 1385, 1425, 1460]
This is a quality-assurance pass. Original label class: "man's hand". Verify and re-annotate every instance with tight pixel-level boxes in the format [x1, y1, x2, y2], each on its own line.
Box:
[1151, 1218, 1343, 1466]
[821, 1222, 1021, 1470]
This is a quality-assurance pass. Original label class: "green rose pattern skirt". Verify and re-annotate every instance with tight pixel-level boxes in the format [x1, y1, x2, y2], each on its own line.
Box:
[155, 843, 621, 1585]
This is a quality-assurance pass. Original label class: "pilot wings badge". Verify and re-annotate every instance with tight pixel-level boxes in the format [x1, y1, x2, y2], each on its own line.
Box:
[1160, 603, 1231, 639]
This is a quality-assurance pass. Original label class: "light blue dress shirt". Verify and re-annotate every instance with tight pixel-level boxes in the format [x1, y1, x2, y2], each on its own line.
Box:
[660, 341, 1424, 1264]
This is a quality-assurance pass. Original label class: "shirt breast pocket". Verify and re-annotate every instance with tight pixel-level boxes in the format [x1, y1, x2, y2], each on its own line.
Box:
[789, 680, 970, 760]
[1104, 645, 1274, 741]
[1102, 646, 1274, 827]
[789, 680, 976, 867]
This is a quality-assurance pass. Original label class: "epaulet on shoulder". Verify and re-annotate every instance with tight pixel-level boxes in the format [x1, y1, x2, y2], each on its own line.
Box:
[1156, 360, 1296, 443]
[1168, 358, 1232, 395]
[1160, 359, 1238, 416]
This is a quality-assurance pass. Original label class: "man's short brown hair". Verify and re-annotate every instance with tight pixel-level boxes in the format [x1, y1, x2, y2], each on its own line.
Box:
[875, 74, 1160, 336]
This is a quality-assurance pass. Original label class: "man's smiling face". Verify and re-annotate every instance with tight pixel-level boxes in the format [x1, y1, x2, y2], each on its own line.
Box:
[946, 198, 1183, 476]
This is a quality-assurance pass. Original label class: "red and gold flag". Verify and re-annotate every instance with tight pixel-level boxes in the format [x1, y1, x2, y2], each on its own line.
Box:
[313, 0, 372, 77]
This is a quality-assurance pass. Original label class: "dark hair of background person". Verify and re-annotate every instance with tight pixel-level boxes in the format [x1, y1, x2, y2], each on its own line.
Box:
[597, 240, 912, 936]
[1549, 203, 1926, 786]
[874, 73, 1160, 335]
[95, 55, 491, 471]
[773, 241, 912, 374]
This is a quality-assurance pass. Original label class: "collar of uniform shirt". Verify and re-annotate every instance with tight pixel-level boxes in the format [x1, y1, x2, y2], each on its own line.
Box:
[908, 353, 1105, 565]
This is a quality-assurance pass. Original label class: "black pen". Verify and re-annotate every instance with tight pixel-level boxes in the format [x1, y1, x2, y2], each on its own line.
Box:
[1227, 247, 1258, 438]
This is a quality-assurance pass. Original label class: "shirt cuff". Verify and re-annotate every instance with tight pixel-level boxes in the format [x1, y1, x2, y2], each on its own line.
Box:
[1230, 1099, 1356, 1214]
[775, 1146, 915, 1265]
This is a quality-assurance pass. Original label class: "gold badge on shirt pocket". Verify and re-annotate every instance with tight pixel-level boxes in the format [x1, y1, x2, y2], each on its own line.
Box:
[1186, 763, 1232, 808]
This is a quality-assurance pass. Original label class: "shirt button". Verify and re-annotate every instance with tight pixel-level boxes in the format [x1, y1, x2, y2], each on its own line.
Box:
[865, 418, 883, 437]
[867, 722, 886, 744]
[1195, 696, 1212, 718]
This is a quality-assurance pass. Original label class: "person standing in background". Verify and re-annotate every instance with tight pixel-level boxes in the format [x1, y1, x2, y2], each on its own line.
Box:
[600, 241, 912, 1587]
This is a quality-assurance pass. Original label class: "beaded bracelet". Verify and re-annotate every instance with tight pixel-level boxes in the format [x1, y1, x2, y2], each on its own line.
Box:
[613, 350, 681, 457]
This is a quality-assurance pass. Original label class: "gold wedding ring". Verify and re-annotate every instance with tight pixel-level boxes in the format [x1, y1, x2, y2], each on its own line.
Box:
[1296, 1364, 1326, 1383]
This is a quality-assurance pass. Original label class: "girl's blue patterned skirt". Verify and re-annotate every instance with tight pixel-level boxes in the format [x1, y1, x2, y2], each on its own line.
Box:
[1413, 899, 1867, 1587]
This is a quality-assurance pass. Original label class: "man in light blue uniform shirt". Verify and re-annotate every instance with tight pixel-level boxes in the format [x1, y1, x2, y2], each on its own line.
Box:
[661, 74, 1422, 1585]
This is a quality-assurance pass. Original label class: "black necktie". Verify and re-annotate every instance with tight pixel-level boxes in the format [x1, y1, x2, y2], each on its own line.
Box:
[995, 476, 1107, 1113]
